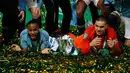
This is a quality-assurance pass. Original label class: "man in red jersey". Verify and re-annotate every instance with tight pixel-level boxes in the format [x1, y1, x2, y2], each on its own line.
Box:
[74, 15, 121, 55]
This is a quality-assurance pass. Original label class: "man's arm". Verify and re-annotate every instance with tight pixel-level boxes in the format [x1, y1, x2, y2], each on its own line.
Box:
[96, 0, 111, 17]
[11, 44, 28, 52]
[80, 39, 91, 54]
[11, 31, 28, 52]
[20, 40, 29, 52]
[107, 38, 121, 55]
[40, 30, 50, 54]
[74, 33, 92, 55]
[96, 0, 104, 9]
[19, 30, 29, 52]
[40, 40, 50, 54]
[19, 0, 26, 22]
[107, 28, 121, 54]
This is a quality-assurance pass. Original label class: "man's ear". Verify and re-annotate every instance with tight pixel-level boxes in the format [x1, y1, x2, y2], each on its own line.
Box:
[105, 24, 108, 29]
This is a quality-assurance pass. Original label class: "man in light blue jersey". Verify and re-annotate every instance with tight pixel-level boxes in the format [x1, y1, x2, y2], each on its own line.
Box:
[12, 19, 58, 54]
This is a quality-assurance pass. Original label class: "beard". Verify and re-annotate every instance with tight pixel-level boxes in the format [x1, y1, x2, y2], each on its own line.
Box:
[96, 30, 107, 37]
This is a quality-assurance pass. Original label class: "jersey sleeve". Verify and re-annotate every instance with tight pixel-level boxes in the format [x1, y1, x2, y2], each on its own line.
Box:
[108, 27, 121, 53]
[20, 31, 28, 49]
[40, 30, 49, 49]
[74, 26, 93, 54]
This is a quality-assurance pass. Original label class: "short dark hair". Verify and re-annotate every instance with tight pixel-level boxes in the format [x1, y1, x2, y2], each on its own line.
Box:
[96, 15, 107, 24]
[27, 19, 41, 27]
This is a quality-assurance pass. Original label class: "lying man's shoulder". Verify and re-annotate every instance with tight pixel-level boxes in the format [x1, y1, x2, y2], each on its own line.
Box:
[20, 29, 28, 40]
[39, 29, 49, 36]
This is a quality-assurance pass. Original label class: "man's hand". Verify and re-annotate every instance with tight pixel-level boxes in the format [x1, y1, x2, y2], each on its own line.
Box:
[107, 38, 115, 48]
[18, 11, 25, 23]
[29, 7, 41, 19]
[90, 36, 102, 47]
[41, 48, 51, 54]
[11, 44, 21, 52]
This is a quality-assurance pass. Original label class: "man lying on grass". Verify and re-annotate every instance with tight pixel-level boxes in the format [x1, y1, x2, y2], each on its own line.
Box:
[12, 19, 58, 54]
[74, 15, 121, 56]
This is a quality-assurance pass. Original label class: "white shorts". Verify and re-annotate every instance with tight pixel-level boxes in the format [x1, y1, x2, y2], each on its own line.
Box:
[76, 0, 99, 6]
[26, 0, 38, 8]
[83, 0, 99, 6]
[121, 16, 130, 39]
